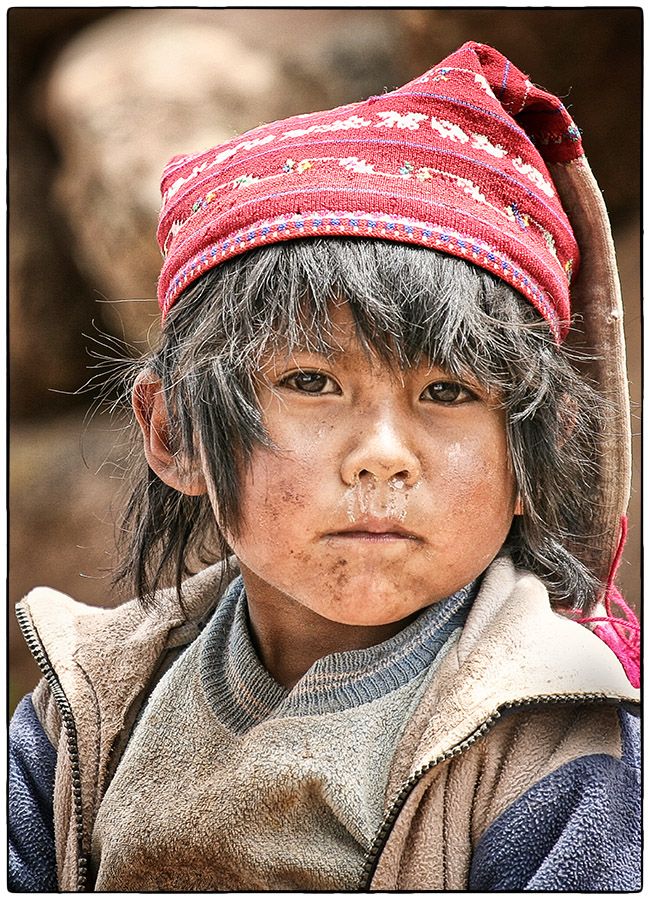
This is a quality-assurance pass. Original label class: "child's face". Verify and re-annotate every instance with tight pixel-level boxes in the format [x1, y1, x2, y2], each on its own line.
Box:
[216, 303, 519, 627]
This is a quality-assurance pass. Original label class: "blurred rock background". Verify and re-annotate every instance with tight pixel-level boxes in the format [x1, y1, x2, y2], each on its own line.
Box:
[9, 8, 641, 711]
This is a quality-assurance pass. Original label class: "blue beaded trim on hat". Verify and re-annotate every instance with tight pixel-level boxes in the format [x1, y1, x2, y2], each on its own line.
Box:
[163, 210, 565, 342]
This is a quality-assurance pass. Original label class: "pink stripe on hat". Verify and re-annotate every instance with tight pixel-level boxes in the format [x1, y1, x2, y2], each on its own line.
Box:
[157, 41, 583, 338]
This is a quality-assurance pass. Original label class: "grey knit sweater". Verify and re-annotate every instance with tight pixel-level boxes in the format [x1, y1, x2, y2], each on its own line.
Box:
[90, 577, 475, 890]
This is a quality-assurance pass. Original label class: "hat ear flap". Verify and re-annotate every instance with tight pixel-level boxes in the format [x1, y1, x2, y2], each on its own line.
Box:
[550, 157, 631, 588]
[465, 39, 631, 592]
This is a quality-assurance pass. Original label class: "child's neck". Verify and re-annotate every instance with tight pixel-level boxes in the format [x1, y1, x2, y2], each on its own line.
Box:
[239, 565, 418, 690]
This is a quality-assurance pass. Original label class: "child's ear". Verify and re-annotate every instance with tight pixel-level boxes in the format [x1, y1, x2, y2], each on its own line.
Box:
[132, 371, 207, 496]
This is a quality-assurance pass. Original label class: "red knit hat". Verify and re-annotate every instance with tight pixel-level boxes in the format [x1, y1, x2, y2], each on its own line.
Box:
[157, 41, 584, 341]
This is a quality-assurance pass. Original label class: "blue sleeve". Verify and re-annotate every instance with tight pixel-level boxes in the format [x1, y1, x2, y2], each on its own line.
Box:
[469, 708, 641, 891]
[9, 694, 58, 892]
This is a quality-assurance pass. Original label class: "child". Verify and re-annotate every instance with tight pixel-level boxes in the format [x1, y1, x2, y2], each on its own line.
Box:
[10, 41, 640, 891]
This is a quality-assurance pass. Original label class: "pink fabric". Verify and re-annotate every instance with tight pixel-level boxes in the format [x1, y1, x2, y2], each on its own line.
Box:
[156, 41, 582, 337]
[578, 518, 640, 688]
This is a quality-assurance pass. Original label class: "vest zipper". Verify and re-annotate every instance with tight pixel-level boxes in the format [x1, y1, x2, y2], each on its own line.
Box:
[359, 691, 619, 890]
[15, 605, 89, 892]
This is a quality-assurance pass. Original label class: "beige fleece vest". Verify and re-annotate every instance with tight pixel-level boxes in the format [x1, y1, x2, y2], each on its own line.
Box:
[20, 557, 639, 890]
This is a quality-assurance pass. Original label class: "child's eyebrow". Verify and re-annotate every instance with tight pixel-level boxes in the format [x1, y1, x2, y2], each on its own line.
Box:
[262, 340, 358, 366]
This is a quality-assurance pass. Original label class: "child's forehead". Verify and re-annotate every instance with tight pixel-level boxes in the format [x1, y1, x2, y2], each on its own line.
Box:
[247, 285, 512, 393]
[259, 300, 392, 366]
[256, 304, 478, 384]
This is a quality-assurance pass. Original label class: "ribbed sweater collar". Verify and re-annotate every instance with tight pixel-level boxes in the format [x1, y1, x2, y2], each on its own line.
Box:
[200, 578, 477, 734]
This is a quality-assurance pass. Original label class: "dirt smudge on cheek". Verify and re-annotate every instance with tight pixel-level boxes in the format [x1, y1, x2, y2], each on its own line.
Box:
[303, 555, 350, 607]
[280, 488, 307, 507]
[257, 474, 310, 525]
[331, 556, 349, 590]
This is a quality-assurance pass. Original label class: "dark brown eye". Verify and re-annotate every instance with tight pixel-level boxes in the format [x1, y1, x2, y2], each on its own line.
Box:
[422, 381, 477, 404]
[281, 371, 340, 394]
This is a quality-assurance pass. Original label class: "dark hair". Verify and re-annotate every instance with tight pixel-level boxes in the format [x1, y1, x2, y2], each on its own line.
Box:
[113, 238, 607, 613]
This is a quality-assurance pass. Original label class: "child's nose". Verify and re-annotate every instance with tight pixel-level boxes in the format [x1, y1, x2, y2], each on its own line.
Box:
[340, 418, 421, 487]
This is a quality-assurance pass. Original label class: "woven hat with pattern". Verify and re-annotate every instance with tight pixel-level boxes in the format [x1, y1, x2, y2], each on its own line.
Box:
[158, 41, 583, 342]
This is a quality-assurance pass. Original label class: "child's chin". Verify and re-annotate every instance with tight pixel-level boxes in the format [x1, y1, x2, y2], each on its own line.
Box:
[302, 588, 430, 628]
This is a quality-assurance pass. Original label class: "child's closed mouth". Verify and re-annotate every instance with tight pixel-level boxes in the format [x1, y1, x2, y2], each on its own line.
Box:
[325, 520, 422, 542]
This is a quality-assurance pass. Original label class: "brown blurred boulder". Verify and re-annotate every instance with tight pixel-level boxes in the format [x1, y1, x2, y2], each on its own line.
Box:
[9, 113, 102, 417]
[40, 8, 406, 344]
[9, 410, 130, 708]
[8, 9, 117, 419]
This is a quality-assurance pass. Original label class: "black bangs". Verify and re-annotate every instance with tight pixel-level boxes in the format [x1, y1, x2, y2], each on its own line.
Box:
[164, 238, 552, 385]
[114, 239, 607, 614]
